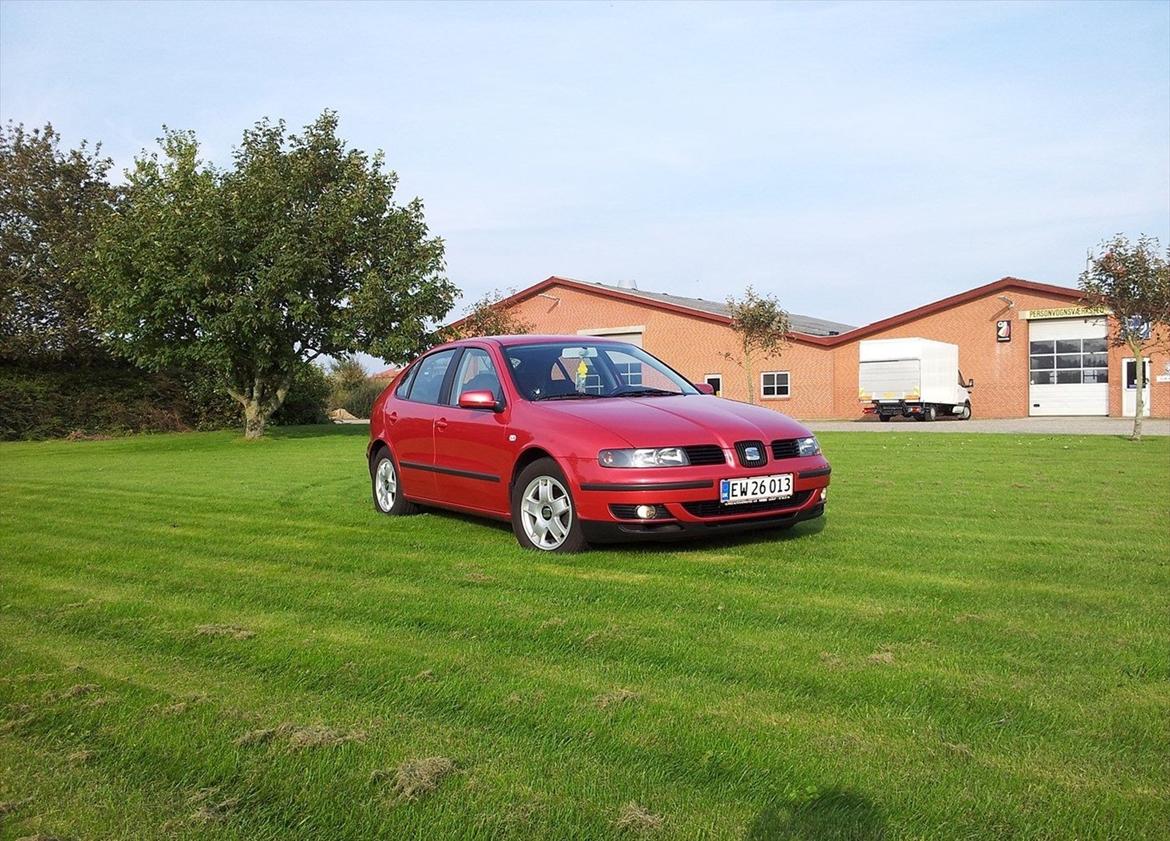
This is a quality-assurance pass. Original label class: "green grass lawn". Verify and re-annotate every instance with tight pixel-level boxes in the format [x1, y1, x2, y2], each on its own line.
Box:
[1, 426, 1168, 840]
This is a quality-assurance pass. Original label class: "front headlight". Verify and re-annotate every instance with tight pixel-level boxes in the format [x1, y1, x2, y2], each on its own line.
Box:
[796, 436, 821, 457]
[599, 447, 690, 468]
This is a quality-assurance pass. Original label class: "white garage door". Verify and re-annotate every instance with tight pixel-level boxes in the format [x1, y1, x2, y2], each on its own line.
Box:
[1028, 318, 1108, 416]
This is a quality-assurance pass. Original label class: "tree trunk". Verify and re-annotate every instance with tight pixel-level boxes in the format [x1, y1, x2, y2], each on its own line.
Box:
[230, 372, 292, 440]
[744, 345, 755, 405]
[243, 399, 267, 440]
[1130, 340, 1145, 442]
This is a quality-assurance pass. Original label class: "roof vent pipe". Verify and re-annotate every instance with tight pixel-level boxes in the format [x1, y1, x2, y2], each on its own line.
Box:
[616, 279, 639, 290]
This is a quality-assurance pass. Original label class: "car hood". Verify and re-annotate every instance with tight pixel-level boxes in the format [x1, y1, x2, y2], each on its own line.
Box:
[534, 395, 813, 448]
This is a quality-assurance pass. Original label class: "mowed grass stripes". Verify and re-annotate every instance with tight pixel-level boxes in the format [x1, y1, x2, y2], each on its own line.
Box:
[1, 426, 1167, 840]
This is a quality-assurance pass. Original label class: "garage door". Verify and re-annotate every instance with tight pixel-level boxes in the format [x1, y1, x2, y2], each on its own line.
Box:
[577, 327, 643, 347]
[1028, 318, 1108, 416]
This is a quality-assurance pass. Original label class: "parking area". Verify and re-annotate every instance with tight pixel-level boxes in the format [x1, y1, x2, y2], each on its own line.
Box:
[807, 416, 1170, 436]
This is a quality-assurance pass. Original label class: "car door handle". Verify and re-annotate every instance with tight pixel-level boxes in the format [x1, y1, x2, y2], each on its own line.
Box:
[435, 418, 448, 431]
[387, 411, 398, 424]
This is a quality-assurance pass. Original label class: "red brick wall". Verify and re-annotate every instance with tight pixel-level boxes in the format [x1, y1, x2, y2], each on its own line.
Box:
[505, 282, 1169, 419]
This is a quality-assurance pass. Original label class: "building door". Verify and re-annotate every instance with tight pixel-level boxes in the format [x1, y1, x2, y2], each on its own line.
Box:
[1122, 358, 1151, 418]
[1027, 318, 1108, 416]
[577, 327, 643, 347]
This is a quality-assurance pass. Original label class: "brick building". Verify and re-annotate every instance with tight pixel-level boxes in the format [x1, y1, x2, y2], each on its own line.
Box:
[478, 275, 1168, 419]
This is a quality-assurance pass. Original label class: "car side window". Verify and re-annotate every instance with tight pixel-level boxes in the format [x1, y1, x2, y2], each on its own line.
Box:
[395, 364, 418, 398]
[449, 348, 503, 405]
[407, 350, 456, 404]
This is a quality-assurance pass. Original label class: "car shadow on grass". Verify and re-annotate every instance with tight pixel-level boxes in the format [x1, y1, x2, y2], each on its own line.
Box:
[409, 505, 828, 554]
[746, 788, 885, 841]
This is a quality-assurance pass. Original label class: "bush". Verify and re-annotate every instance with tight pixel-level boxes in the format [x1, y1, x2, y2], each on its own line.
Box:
[0, 359, 190, 440]
[274, 363, 330, 426]
[0, 358, 330, 440]
[326, 356, 385, 419]
[334, 379, 385, 419]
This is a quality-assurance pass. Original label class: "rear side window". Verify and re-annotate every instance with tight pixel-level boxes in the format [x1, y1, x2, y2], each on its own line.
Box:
[395, 364, 418, 398]
[406, 350, 456, 404]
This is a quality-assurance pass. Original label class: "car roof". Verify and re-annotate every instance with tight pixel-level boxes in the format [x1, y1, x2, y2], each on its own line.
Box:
[447, 334, 633, 349]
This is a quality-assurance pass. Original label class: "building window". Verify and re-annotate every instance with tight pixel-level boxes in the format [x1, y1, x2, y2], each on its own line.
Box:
[704, 374, 722, 396]
[1029, 338, 1107, 386]
[761, 371, 790, 398]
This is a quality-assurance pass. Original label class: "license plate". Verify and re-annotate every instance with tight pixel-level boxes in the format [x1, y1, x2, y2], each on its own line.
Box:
[720, 473, 793, 505]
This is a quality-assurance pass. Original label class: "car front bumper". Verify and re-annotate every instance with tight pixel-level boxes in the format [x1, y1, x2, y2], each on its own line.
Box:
[567, 454, 832, 543]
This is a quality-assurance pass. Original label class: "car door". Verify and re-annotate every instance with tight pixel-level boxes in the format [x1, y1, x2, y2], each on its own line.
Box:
[390, 348, 458, 502]
[432, 346, 513, 514]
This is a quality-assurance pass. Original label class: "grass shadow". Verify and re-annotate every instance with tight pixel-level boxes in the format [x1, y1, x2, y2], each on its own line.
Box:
[269, 423, 370, 440]
[747, 788, 884, 841]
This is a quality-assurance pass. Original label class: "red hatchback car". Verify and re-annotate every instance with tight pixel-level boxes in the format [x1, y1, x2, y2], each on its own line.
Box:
[368, 335, 831, 552]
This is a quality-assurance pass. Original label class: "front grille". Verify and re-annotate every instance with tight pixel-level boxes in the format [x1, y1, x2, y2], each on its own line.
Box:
[609, 504, 671, 520]
[734, 440, 768, 468]
[683, 490, 812, 518]
[683, 444, 727, 466]
[771, 438, 801, 460]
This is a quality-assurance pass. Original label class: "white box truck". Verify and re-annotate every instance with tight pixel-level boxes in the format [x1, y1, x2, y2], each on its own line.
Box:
[858, 338, 974, 422]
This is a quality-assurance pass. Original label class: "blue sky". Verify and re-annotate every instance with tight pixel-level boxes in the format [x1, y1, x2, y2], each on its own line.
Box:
[3, 0, 1168, 352]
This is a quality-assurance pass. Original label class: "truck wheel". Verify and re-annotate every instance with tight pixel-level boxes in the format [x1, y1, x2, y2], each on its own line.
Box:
[960, 402, 972, 420]
[878, 414, 891, 423]
[923, 405, 936, 421]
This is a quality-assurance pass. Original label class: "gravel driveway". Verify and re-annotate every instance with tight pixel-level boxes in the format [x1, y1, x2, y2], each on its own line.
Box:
[806, 416, 1169, 436]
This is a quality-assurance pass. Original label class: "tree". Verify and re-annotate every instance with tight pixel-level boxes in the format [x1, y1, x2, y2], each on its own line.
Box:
[90, 112, 456, 439]
[724, 286, 790, 404]
[0, 122, 115, 360]
[440, 287, 534, 341]
[1079, 234, 1170, 441]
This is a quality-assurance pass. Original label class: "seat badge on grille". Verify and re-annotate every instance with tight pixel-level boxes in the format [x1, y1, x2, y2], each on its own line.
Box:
[745, 446, 761, 461]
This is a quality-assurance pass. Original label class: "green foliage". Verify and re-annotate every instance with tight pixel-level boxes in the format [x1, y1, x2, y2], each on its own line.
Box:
[0, 360, 327, 440]
[440, 287, 534, 341]
[0, 430, 1167, 838]
[326, 356, 384, 419]
[725, 286, 790, 403]
[89, 111, 455, 438]
[0, 122, 116, 360]
[1079, 234, 1170, 342]
[274, 362, 330, 427]
[1079, 234, 1170, 439]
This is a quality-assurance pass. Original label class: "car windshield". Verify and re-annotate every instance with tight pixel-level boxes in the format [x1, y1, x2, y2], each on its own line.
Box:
[504, 342, 698, 401]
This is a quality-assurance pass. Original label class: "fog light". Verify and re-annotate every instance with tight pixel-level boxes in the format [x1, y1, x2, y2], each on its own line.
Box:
[635, 504, 657, 520]
[820, 488, 827, 501]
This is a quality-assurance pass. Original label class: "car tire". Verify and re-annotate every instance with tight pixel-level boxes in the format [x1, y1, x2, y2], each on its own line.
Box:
[511, 458, 588, 553]
[371, 448, 419, 516]
[960, 402, 972, 420]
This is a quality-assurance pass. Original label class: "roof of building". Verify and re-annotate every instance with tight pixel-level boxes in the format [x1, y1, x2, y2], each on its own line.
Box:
[452, 274, 1086, 348]
[580, 280, 857, 337]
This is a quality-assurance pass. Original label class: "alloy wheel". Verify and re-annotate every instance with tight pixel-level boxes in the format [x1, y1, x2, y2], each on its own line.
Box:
[520, 475, 573, 550]
[375, 458, 397, 511]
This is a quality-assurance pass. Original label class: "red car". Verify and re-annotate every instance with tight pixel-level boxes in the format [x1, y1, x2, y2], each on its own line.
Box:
[368, 336, 831, 552]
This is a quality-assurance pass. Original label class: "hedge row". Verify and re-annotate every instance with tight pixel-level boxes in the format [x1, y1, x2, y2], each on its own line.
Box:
[0, 360, 329, 441]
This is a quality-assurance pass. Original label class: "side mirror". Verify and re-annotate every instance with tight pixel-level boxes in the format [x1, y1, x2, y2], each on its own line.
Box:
[693, 382, 715, 395]
[458, 389, 502, 411]
[965, 378, 975, 389]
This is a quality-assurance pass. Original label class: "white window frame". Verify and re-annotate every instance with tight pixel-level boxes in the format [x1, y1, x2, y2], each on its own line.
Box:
[704, 373, 722, 395]
[760, 371, 790, 399]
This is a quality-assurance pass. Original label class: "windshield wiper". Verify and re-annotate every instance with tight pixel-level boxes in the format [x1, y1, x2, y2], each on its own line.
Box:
[613, 388, 678, 397]
[532, 392, 602, 401]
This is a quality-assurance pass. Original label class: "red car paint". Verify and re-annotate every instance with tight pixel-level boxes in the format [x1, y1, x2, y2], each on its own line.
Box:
[368, 335, 831, 547]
